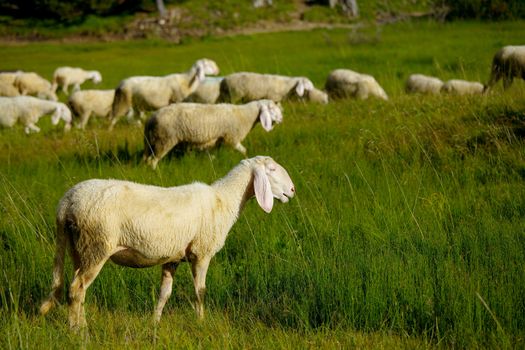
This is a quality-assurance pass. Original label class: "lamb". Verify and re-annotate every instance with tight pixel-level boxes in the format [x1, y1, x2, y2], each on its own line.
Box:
[0, 81, 20, 97]
[218, 72, 317, 103]
[0, 96, 72, 134]
[484, 45, 525, 92]
[144, 100, 283, 169]
[441, 79, 484, 95]
[52, 67, 102, 95]
[405, 74, 443, 94]
[110, 58, 219, 129]
[39, 155, 295, 329]
[184, 77, 223, 104]
[14, 72, 58, 101]
[68, 89, 115, 129]
[325, 69, 388, 100]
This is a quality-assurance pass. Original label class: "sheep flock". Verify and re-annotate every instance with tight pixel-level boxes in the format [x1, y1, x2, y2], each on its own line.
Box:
[0, 44, 522, 329]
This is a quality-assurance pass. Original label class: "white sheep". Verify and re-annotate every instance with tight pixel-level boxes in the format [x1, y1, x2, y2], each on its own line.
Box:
[68, 89, 115, 129]
[218, 72, 317, 103]
[184, 77, 223, 104]
[52, 67, 102, 95]
[14, 72, 58, 101]
[144, 100, 282, 169]
[39, 155, 295, 329]
[0, 81, 20, 97]
[0, 96, 72, 133]
[110, 58, 219, 129]
[441, 79, 484, 95]
[484, 45, 525, 92]
[405, 74, 443, 94]
[325, 69, 388, 100]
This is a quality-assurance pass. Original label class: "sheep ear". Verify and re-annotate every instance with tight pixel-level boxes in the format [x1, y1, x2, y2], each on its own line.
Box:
[259, 104, 273, 131]
[295, 80, 305, 97]
[51, 106, 61, 125]
[254, 165, 273, 213]
[197, 65, 205, 82]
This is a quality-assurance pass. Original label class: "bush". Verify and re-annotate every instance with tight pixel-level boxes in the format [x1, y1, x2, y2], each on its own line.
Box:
[440, 0, 525, 20]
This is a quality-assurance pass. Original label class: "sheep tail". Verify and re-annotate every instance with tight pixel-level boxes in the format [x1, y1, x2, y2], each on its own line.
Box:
[111, 85, 131, 124]
[39, 217, 67, 315]
[217, 79, 231, 103]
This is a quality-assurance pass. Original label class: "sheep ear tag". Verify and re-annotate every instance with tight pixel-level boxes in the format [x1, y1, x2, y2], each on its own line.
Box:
[259, 105, 273, 132]
[254, 166, 273, 213]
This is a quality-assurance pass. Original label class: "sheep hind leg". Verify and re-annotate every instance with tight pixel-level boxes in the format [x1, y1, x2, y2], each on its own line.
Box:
[191, 256, 211, 320]
[68, 259, 107, 329]
[153, 262, 179, 322]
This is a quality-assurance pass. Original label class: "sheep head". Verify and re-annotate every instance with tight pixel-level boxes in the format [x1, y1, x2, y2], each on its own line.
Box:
[294, 77, 314, 97]
[244, 156, 295, 213]
[305, 88, 329, 104]
[51, 103, 72, 128]
[258, 100, 283, 132]
[90, 71, 102, 84]
[194, 59, 220, 77]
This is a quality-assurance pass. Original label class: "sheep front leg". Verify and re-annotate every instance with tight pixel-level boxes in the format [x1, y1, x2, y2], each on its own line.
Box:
[191, 257, 211, 320]
[24, 123, 41, 134]
[234, 143, 247, 157]
[154, 262, 178, 322]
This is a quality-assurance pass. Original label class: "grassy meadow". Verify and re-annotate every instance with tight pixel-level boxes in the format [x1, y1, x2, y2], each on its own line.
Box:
[1, 20, 525, 348]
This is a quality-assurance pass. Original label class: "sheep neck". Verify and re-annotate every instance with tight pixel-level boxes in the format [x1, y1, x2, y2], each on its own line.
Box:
[39, 100, 59, 115]
[212, 163, 254, 220]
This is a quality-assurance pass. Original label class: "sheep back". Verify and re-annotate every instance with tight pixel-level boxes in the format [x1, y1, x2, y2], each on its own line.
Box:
[144, 102, 260, 156]
[405, 74, 443, 94]
[57, 178, 229, 266]
[69, 89, 115, 119]
[220, 72, 300, 103]
[325, 69, 388, 100]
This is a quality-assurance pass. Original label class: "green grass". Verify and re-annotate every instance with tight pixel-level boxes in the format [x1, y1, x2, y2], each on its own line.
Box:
[1, 20, 525, 348]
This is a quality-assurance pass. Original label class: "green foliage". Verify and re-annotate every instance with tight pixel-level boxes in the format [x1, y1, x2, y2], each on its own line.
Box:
[439, 0, 525, 20]
[0, 20, 525, 348]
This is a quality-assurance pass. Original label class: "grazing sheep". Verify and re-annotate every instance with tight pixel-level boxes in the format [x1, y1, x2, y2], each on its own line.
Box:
[14, 72, 58, 101]
[218, 72, 316, 103]
[110, 58, 219, 129]
[68, 89, 115, 129]
[0, 96, 72, 133]
[144, 100, 282, 169]
[40, 156, 295, 329]
[405, 74, 443, 94]
[325, 69, 388, 100]
[184, 77, 223, 104]
[484, 45, 525, 92]
[0, 81, 20, 97]
[52, 67, 102, 95]
[441, 79, 484, 95]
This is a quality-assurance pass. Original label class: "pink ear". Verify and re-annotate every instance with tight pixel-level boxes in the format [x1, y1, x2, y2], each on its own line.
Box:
[254, 166, 273, 213]
[259, 104, 273, 131]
